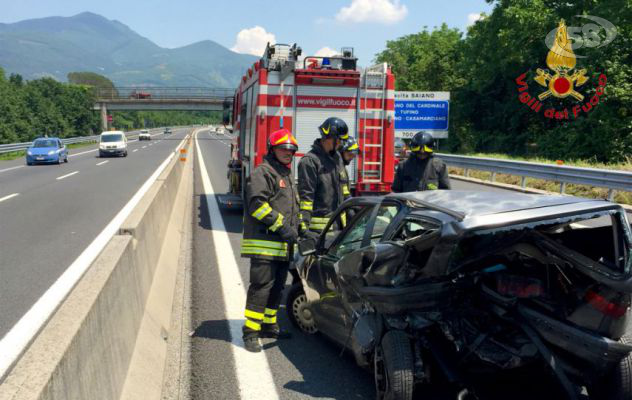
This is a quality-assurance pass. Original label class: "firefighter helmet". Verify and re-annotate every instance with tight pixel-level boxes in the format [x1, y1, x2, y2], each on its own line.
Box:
[268, 128, 298, 152]
[410, 131, 435, 153]
[318, 117, 349, 140]
[340, 136, 360, 154]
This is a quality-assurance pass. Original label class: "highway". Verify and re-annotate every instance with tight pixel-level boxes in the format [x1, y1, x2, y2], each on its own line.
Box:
[0, 128, 190, 338]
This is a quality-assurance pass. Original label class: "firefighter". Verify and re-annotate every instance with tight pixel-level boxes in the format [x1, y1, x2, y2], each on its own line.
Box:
[298, 117, 348, 235]
[339, 136, 360, 201]
[392, 131, 451, 192]
[241, 128, 300, 353]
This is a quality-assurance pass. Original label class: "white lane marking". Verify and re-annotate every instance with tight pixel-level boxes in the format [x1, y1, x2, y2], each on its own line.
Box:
[0, 132, 191, 380]
[0, 193, 19, 203]
[195, 132, 279, 400]
[133, 149, 139, 153]
[56, 171, 79, 180]
[0, 165, 25, 173]
[142, 146, 147, 149]
[96, 160, 109, 166]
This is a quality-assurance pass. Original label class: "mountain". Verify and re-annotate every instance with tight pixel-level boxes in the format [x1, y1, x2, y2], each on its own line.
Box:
[0, 12, 258, 87]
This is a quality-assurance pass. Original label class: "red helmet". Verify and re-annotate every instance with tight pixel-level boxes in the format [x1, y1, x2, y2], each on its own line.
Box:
[268, 128, 298, 152]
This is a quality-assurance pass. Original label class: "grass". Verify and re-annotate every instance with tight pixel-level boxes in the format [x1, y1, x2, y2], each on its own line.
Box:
[446, 153, 632, 205]
[0, 140, 98, 161]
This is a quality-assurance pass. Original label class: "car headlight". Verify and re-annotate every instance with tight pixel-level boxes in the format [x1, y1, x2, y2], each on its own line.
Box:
[27, 150, 32, 156]
[48, 150, 55, 155]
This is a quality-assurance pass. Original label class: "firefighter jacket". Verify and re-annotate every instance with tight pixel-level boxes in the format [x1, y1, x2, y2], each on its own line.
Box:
[391, 154, 451, 193]
[298, 139, 346, 232]
[241, 154, 300, 261]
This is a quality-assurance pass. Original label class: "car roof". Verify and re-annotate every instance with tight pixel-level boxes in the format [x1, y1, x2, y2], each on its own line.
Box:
[34, 137, 60, 141]
[388, 190, 610, 219]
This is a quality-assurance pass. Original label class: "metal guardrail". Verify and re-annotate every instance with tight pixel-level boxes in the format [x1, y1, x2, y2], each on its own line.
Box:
[95, 87, 234, 100]
[436, 153, 632, 200]
[0, 130, 153, 154]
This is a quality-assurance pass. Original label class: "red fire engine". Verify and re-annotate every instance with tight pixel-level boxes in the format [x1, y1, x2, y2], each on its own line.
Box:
[220, 43, 395, 208]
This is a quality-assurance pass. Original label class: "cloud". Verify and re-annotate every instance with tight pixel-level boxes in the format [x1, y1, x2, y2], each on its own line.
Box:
[231, 26, 276, 56]
[467, 13, 482, 26]
[335, 0, 408, 24]
[314, 47, 339, 57]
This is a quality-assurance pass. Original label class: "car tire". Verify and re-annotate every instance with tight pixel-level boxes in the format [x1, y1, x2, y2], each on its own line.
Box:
[27, 161, 33, 166]
[123, 151, 128, 157]
[375, 330, 414, 400]
[588, 334, 632, 400]
[57, 156, 63, 165]
[286, 283, 317, 334]
[65, 156, 68, 163]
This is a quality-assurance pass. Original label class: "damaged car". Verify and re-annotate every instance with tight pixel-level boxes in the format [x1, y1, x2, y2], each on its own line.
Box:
[287, 191, 632, 400]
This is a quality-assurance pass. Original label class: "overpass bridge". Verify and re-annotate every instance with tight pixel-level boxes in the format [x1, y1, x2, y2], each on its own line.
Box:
[94, 87, 234, 130]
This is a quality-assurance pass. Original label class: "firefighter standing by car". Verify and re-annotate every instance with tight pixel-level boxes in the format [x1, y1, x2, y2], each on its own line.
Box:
[298, 117, 349, 235]
[392, 131, 451, 193]
[339, 136, 360, 202]
[241, 128, 301, 353]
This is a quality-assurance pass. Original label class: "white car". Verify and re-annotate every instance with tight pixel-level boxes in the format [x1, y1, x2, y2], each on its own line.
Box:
[139, 129, 151, 141]
[99, 131, 128, 157]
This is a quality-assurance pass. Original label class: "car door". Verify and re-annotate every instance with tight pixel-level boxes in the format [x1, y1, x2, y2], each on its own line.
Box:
[309, 202, 402, 344]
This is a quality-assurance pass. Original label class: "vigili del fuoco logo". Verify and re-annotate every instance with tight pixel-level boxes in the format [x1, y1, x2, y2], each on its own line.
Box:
[515, 19, 607, 120]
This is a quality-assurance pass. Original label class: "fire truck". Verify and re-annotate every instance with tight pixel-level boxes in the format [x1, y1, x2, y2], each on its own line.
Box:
[219, 43, 395, 208]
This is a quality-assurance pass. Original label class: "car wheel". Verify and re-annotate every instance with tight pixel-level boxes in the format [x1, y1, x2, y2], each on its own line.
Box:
[123, 151, 128, 157]
[375, 330, 414, 400]
[589, 334, 632, 400]
[27, 161, 33, 166]
[58, 156, 63, 165]
[65, 156, 68, 163]
[286, 283, 317, 334]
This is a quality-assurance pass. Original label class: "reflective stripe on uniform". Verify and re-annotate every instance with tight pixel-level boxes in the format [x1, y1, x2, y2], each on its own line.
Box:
[244, 319, 261, 331]
[342, 185, 350, 196]
[245, 309, 264, 320]
[300, 201, 313, 211]
[309, 216, 329, 231]
[252, 202, 273, 220]
[242, 239, 287, 249]
[241, 239, 288, 257]
[263, 308, 278, 323]
[269, 213, 284, 232]
[340, 212, 347, 227]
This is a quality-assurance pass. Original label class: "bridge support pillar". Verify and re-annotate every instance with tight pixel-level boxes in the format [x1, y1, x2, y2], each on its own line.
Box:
[100, 103, 108, 132]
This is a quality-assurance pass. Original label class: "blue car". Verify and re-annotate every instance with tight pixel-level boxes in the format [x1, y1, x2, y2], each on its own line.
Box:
[26, 137, 68, 165]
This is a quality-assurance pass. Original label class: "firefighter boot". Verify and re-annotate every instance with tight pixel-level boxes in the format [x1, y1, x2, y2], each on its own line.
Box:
[261, 323, 292, 339]
[243, 335, 262, 353]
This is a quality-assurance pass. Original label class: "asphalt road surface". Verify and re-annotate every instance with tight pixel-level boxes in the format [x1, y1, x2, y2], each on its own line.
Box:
[0, 128, 189, 338]
[189, 130, 586, 400]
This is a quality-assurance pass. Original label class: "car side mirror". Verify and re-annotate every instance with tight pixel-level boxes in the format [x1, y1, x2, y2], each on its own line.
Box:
[299, 237, 317, 256]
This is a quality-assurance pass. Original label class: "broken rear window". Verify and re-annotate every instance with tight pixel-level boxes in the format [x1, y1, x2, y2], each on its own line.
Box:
[453, 209, 632, 275]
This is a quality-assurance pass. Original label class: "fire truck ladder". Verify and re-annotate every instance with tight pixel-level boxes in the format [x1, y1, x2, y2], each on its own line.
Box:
[360, 65, 387, 184]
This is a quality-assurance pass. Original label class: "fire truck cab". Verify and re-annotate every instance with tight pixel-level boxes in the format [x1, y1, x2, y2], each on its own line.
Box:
[220, 43, 395, 209]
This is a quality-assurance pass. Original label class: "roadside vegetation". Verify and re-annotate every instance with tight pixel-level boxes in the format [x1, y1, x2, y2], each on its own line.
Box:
[376, 0, 631, 164]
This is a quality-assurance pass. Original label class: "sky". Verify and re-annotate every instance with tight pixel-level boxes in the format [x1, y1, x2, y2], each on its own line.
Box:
[1, 0, 494, 63]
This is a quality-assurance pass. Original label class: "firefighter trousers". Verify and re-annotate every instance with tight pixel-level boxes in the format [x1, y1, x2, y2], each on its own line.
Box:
[243, 258, 290, 338]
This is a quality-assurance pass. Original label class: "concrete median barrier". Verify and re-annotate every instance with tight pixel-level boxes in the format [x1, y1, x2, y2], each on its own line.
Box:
[0, 133, 194, 400]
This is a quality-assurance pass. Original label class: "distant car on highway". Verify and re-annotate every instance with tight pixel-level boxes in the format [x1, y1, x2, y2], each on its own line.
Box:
[139, 129, 151, 141]
[99, 131, 128, 157]
[26, 137, 68, 165]
[164, 127, 172, 135]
